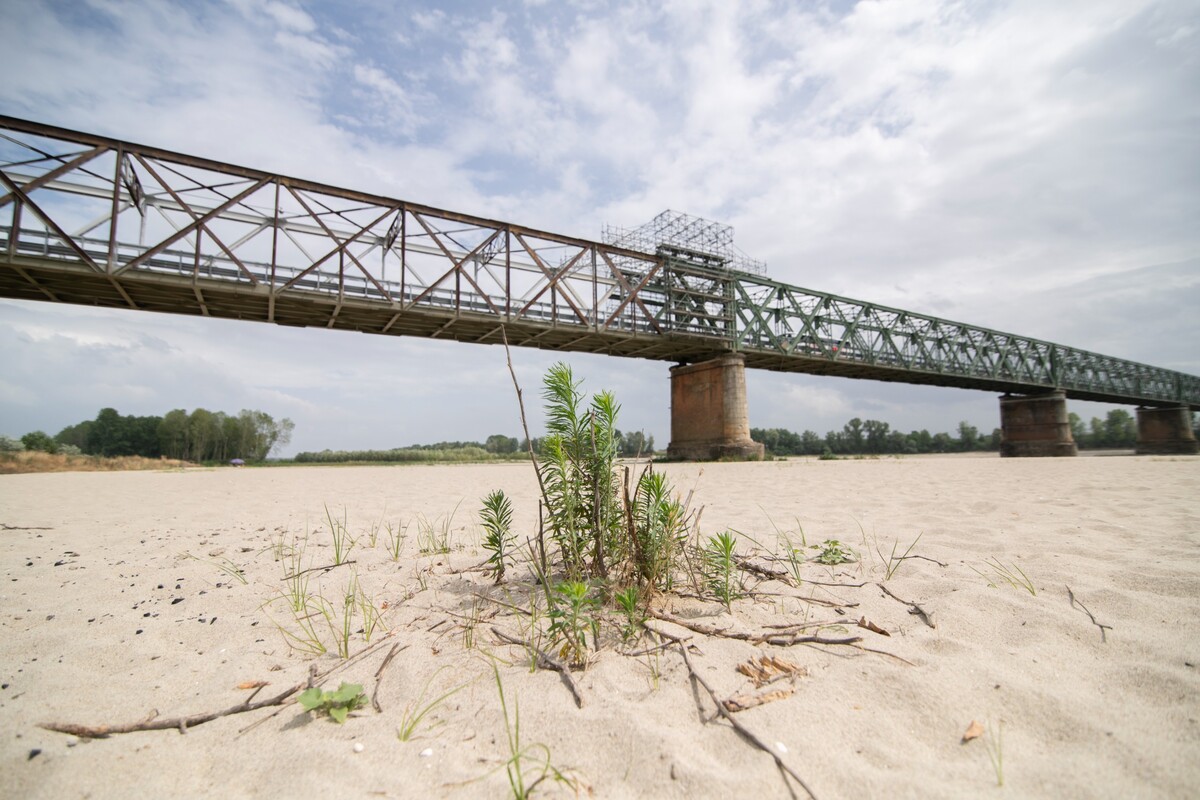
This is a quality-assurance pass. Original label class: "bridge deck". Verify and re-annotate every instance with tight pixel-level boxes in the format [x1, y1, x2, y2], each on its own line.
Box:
[1, 116, 1196, 410]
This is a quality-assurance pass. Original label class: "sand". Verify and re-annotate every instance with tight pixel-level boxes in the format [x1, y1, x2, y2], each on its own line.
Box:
[1, 455, 1198, 798]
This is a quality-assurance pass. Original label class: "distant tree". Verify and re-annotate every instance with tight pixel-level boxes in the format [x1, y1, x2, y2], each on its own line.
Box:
[21, 430, 57, 453]
[930, 432, 954, 453]
[1088, 417, 1105, 448]
[863, 419, 889, 453]
[0, 434, 24, 452]
[485, 434, 519, 455]
[55, 421, 92, 451]
[800, 430, 823, 455]
[1103, 409, 1136, 449]
[989, 428, 1003, 450]
[956, 421, 980, 452]
[617, 429, 654, 456]
[843, 418, 865, 453]
[1068, 412, 1087, 447]
[158, 409, 190, 460]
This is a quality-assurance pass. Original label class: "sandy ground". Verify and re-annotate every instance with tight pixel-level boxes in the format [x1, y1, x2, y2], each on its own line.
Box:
[1, 455, 1198, 799]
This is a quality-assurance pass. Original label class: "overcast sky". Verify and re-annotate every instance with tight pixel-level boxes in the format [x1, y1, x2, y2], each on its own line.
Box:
[1, 0, 1197, 456]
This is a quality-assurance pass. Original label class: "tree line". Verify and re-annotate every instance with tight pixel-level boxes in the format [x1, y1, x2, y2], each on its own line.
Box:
[752, 408, 1163, 457]
[13, 407, 294, 462]
[293, 429, 655, 464]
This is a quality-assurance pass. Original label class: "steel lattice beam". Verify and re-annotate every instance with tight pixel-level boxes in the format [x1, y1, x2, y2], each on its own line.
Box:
[1, 115, 1196, 409]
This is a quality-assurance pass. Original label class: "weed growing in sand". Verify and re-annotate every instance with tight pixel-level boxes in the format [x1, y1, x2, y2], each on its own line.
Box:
[385, 519, 409, 561]
[298, 682, 367, 724]
[324, 504, 355, 565]
[480, 489, 516, 583]
[365, 507, 387, 549]
[877, 532, 923, 581]
[972, 557, 1036, 596]
[397, 668, 471, 742]
[614, 586, 644, 642]
[704, 531, 741, 611]
[813, 539, 856, 566]
[547, 581, 599, 667]
[492, 665, 574, 799]
[417, 502, 460, 555]
[983, 719, 1005, 786]
[357, 579, 384, 645]
[183, 552, 248, 585]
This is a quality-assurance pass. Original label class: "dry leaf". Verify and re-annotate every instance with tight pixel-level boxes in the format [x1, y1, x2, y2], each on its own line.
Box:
[724, 688, 795, 713]
[962, 720, 985, 743]
[236, 680, 268, 690]
[736, 655, 806, 687]
[857, 616, 890, 636]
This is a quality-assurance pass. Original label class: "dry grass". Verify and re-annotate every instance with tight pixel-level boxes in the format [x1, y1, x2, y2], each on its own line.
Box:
[0, 451, 195, 474]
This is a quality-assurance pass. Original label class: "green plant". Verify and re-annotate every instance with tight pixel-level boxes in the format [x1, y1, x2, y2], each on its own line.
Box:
[818, 447, 838, 460]
[539, 363, 623, 581]
[397, 668, 471, 742]
[492, 665, 572, 798]
[324, 504, 355, 565]
[984, 719, 1004, 786]
[417, 502, 460, 555]
[878, 532, 923, 581]
[631, 469, 687, 592]
[365, 507, 386, 548]
[971, 557, 1036, 595]
[547, 581, 599, 667]
[703, 531, 741, 611]
[385, 518, 408, 561]
[614, 585, 644, 642]
[480, 489, 516, 583]
[813, 538, 856, 565]
[183, 552, 247, 584]
[297, 682, 367, 724]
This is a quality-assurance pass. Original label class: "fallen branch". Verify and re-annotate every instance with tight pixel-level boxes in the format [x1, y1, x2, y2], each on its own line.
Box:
[491, 626, 585, 709]
[44, 634, 399, 739]
[649, 609, 862, 648]
[41, 681, 306, 739]
[656, 628, 818, 800]
[282, 559, 357, 581]
[1066, 585, 1112, 643]
[371, 643, 405, 712]
[876, 583, 936, 629]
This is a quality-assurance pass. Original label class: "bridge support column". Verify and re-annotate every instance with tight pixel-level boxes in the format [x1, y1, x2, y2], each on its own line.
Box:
[999, 390, 1078, 457]
[667, 354, 764, 461]
[1135, 406, 1199, 455]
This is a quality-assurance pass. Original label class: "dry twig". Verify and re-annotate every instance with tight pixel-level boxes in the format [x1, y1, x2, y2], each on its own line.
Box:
[1066, 585, 1112, 643]
[655, 627, 818, 800]
[876, 583, 936, 629]
[491, 626, 585, 709]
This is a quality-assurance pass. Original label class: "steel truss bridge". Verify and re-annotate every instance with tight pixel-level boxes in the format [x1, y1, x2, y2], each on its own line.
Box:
[1, 116, 1196, 410]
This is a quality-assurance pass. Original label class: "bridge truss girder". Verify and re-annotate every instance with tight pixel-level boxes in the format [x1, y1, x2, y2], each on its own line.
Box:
[0, 116, 1196, 410]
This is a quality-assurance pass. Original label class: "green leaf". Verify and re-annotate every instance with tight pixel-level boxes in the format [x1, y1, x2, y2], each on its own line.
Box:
[332, 682, 364, 704]
[329, 706, 349, 724]
[297, 688, 324, 711]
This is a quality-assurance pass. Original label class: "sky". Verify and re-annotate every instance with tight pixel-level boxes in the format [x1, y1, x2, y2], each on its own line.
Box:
[0, 0, 1197, 456]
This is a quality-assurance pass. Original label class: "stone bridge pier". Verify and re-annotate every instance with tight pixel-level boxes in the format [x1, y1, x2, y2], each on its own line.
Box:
[998, 390, 1078, 457]
[666, 354, 764, 461]
[1135, 406, 1199, 455]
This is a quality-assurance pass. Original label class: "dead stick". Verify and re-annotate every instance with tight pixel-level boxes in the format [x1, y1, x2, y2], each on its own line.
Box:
[649, 609, 861, 648]
[1066, 585, 1112, 643]
[491, 626, 585, 709]
[282, 559, 357, 581]
[658, 629, 818, 800]
[371, 643, 404, 712]
[501, 328, 550, 511]
[45, 633, 399, 739]
[876, 583, 936, 629]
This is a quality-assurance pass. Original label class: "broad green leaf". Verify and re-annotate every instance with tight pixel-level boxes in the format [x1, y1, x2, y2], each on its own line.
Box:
[329, 706, 349, 724]
[298, 688, 323, 710]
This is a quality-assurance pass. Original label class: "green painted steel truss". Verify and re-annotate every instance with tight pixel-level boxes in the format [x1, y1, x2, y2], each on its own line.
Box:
[0, 116, 1196, 409]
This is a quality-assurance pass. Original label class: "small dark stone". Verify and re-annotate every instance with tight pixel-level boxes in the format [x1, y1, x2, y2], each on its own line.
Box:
[27, 749, 41, 761]
[209, 617, 217, 625]
[171, 598, 183, 605]
[143, 612, 151, 617]
[136, 629, 143, 635]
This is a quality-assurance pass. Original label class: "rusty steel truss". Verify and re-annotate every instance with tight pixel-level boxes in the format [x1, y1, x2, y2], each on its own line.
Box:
[1, 116, 1196, 409]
